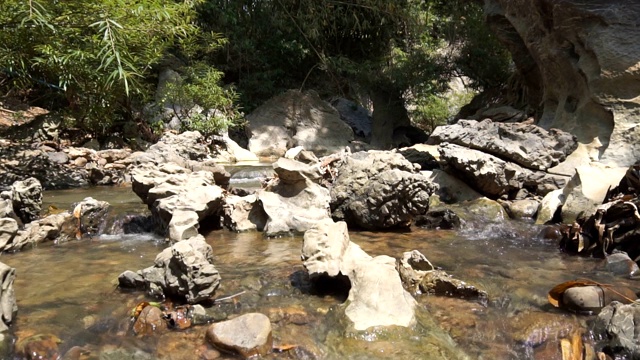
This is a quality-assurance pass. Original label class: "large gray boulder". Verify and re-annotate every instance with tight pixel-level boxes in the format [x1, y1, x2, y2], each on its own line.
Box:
[10, 177, 43, 224]
[330, 150, 435, 229]
[0, 262, 17, 332]
[438, 143, 568, 199]
[221, 194, 267, 232]
[302, 219, 416, 330]
[246, 90, 354, 157]
[118, 235, 221, 304]
[428, 119, 577, 171]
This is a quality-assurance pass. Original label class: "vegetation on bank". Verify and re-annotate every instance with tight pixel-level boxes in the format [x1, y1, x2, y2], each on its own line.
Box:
[0, 0, 511, 141]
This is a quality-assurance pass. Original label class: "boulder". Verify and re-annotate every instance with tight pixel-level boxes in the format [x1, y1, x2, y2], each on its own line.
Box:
[118, 235, 221, 304]
[419, 270, 488, 302]
[72, 197, 110, 236]
[329, 97, 372, 140]
[11, 177, 43, 224]
[536, 189, 565, 224]
[423, 169, 482, 203]
[438, 143, 568, 199]
[396, 250, 434, 293]
[206, 313, 272, 358]
[502, 199, 540, 219]
[10, 212, 74, 251]
[413, 209, 461, 230]
[0, 219, 18, 251]
[130, 164, 224, 238]
[257, 179, 331, 237]
[246, 90, 354, 157]
[0, 262, 16, 332]
[330, 151, 435, 229]
[302, 219, 416, 330]
[211, 134, 259, 163]
[221, 195, 267, 232]
[398, 144, 439, 171]
[428, 119, 577, 171]
[167, 210, 199, 243]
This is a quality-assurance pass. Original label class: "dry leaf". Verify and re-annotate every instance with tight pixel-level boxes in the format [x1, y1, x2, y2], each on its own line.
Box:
[273, 344, 298, 352]
[548, 279, 600, 308]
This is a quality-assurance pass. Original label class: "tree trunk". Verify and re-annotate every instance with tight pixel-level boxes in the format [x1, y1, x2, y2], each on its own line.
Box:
[370, 86, 410, 149]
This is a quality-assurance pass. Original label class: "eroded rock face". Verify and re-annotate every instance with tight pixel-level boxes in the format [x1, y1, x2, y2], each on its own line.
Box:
[485, 0, 640, 168]
[118, 235, 221, 304]
[428, 119, 577, 171]
[302, 219, 416, 330]
[331, 151, 435, 229]
[246, 90, 354, 157]
[130, 164, 224, 240]
[11, 177, 43, 224]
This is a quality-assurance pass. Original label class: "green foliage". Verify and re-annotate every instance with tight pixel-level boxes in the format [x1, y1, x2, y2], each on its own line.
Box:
[159, 63, 242, 138]
[0, 0, 236, 137]
[412, 89, 476, 133]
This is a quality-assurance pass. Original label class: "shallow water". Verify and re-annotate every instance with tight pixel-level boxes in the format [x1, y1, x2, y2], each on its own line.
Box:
[3, 187, 637, 359]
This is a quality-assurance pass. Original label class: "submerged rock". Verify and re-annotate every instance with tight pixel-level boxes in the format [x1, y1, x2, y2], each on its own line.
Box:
[206, 313, 272, 358]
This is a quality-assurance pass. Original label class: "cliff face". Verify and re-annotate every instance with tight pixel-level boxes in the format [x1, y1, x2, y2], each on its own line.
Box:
[485, 0, 640, 168]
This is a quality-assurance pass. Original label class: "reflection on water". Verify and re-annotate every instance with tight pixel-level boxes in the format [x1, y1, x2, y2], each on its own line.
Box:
[2, 188, 636, 359]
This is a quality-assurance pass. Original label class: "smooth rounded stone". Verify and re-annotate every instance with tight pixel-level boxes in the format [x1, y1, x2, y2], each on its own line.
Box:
[206, 313, 272, 358]
[73, 157, 88, 167]
[133, 305, 168, 336]
[605, 252, 640, 277]
[504, 199, 540, 219]
[47, 151, 69, 164]
[562, 286, 637, 313]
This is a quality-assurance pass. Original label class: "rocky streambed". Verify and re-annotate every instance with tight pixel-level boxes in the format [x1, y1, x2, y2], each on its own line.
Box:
[0, 186, 632, 359]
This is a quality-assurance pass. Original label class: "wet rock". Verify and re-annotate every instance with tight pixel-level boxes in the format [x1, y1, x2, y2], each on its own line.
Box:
[72, 197, 110, 236]
[246, 90, 354, 157]
[502, 199, 540, 219]
[396, 250, 434, 293]
[117, 270, 145, 288]
[302, 219, 416, 330]
[11, 177, 42, 224]
[221, 194, 267, 232]
[330, 150, 435, 230]
[605, 251, 639, 277]
[595, 301, 640, 358]
[206, 313, 272, 358]
[17, 334, 61, 360]
[562, 286, 636, 313]
[118, 235, 221, 304]
[509, 311, 580, 347]
[10, 212, 74, 251]
[133, 305, 168, 336]
[0, 262, 17, 332]
[419, 270, 488, 302]
[536, 189, 564, 224]
[414, 209, 461, 229]
[465, 197, 507, 222]
[428, 119, 577, 171]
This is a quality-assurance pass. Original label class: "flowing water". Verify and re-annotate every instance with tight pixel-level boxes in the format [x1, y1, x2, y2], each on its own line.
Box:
[2, 186, 636, 359]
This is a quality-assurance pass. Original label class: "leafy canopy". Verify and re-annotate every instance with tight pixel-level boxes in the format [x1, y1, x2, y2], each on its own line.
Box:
[0, 0, 238, 137]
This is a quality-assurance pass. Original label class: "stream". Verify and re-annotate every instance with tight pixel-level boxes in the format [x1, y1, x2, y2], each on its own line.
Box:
[2, 184, 635, 359]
